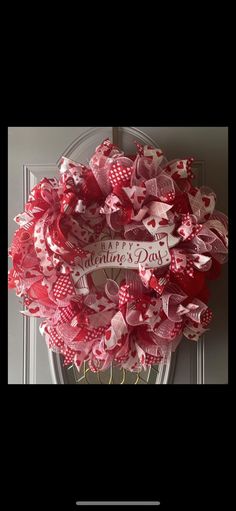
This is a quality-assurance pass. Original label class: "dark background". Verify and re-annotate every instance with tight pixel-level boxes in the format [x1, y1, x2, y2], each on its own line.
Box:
[7, 386, 232, 511]
[3, 25, 233, 510]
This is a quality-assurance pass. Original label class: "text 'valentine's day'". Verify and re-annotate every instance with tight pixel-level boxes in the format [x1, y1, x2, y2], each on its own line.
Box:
[74, 235, 171, 279]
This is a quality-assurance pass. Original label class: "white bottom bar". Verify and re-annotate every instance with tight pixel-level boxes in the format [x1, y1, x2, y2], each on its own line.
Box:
[76, 502, 160, 506]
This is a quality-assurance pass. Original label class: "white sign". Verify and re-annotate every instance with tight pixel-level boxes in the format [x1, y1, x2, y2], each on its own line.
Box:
[73, 234, 174, 280]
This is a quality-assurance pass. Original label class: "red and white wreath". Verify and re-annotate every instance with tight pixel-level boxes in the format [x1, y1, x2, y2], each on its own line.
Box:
[8, 139, 228, 372]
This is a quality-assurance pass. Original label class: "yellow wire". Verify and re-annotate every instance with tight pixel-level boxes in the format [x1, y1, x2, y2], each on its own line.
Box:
[72, 362, 158, 384]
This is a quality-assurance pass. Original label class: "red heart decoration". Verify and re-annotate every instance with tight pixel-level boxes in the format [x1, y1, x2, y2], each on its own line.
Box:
[188, 334, 196, 339]
[177, 161, 184, 169]
[159, 241, 164, 246]
[176, 258, 183, 263]
[40, 239, 44, 244]
[202, 196, 210, 208]
[46, 266, 54, 271]
[147, 218, 156, 228]
[25, 271, 36, 278]
[179, 229, 185, 236]
[98, 304, 106, 312]
[105, 330, 111, 340]
[36, 248, 42, 253]
[159, 218, 168, 226]
[29, 307, 39, 314]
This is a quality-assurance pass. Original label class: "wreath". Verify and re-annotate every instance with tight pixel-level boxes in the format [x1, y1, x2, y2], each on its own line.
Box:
[8, 138, 228, 373]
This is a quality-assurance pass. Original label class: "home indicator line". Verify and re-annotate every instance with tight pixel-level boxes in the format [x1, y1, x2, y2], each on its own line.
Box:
[76, 502, 160, 506]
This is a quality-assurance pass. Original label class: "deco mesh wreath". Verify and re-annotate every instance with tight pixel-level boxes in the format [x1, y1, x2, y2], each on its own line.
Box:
[8, 139, 228, 373]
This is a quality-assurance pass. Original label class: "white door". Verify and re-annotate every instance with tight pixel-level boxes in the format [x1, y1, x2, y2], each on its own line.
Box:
[8, 127, 228, 384]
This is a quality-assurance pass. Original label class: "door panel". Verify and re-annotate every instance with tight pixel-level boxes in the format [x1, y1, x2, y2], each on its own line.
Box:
[137, 127, 228, 383]
[8, 127, 228, 383]
[8, 127, 112, 384]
